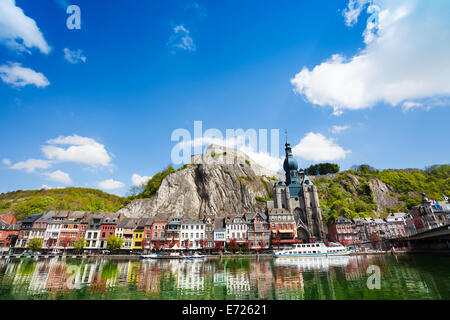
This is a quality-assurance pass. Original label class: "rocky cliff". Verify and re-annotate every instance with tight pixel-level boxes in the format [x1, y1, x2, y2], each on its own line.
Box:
[118, 162, 277, 218]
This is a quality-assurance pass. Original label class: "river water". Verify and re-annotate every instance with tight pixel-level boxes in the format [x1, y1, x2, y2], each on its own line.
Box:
[0, 254, 448, 300]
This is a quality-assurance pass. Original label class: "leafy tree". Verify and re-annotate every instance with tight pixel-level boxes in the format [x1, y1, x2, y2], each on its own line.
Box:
[184, 239, 191, 251]
[138, 166, 176, 199]
[73, 238, 88, 252]
[305, 163, 340, 175]
[154, 240, 162, 251]
[27, 238, 43, 251]
[228, 238, 238, 253]
[106, 235, 124, 252]
[199, 239, 207, 251]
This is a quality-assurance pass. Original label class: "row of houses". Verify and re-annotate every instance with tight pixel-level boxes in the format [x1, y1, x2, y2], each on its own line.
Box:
[327, 213, 417, 247]
[327, 193, 450, 247]
[2, 193, 448, 252]
[0, 209, 296, 252]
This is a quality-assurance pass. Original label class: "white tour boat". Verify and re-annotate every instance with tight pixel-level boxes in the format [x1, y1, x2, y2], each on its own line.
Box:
[273, 242, 350, 258]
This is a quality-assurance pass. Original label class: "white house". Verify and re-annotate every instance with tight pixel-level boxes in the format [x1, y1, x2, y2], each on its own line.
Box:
[180, 218, 205, 250]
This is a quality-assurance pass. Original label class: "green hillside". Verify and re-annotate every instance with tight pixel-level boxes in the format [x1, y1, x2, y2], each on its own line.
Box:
[0, 187, 128, 221]
[315, 164, 450, 224]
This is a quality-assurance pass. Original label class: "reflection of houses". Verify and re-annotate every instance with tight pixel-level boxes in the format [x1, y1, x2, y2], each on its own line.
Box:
[127, 261, 141, 284]
[246, 212, 270, 249]
[138, 261, 161, 294]
[249, 261, 273, 299]
[226, 273, 251, 297]
[273, 267, 304, 297]
[177, 261, 205, 291]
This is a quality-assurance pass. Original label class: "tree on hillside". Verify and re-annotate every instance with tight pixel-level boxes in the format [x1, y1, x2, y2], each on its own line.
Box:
[305, 163, 340, 176]
[27, 238, 43, 251]
[73, 238, 88, 253]
[106, 235, 124, 252]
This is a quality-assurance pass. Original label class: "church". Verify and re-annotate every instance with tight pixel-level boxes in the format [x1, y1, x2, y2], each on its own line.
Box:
[267, 139, 326, 242]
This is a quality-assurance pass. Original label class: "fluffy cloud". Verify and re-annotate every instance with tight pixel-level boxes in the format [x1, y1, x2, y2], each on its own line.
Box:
[331, 125, 350, 134]
[131, 173, 151, 187]
[292, 132, 351, 162]
[291, 0, 450, 115]
[0, 0, 50, 54]
[42, 134, 112, 167]
[2, 158, 11, 165]
[43, 170, 72, 185]
[168, 25, 196, 52]
[63, 48, 87, 64]
[98, 179, 125, 190]
[9, 158, 52, 173]
[0, 62, 50, 88]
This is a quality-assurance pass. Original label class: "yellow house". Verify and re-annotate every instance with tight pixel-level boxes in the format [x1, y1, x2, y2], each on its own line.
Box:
[132, 226, 144, 250]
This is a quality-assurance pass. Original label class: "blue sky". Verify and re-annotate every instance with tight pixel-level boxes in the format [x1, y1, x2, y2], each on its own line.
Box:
[0, 0, 449, 195]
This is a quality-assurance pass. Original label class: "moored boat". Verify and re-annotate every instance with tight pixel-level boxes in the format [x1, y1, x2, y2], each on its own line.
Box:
[273, 242, 350, 258]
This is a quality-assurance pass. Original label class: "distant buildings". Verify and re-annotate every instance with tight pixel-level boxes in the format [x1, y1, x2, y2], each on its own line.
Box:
[411, 193, 450, 232]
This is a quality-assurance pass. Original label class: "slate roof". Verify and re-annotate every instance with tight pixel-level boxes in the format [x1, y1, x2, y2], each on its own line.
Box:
[117, 218, 139, 229]
[245, 212, 268, 222]
[214, 218, 226, 231]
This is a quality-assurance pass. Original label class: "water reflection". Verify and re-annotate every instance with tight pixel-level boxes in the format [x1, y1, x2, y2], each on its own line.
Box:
[0, 254, 448, 300]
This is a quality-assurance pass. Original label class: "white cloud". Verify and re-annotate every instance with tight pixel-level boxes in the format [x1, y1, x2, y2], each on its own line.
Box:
[2, 158, 11, 165]
[331, 125, 350, 134]
[168, 25, 196, 52]
[291, 0, 450, 115]
[0, 0, 51, 54]
[40, 185, 51, 190]
[131, 173, 151, 187]
[63, 48, 87, 64]
[0, 62, 49, 88]
[179, 135, 284, 173]
[43, 170, 72, 185]
[292, 132, 351, 162]
[98, 179, 125, 190]
[42, 134, 112, 167]
[10, 158, 52, 173]
[187, 2, 207, 19]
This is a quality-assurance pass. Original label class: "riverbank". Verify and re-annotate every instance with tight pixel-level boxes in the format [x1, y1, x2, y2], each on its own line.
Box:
[1, 252, 393, 260]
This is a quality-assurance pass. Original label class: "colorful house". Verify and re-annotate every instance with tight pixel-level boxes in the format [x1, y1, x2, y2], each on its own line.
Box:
[132, 221, 145, 250]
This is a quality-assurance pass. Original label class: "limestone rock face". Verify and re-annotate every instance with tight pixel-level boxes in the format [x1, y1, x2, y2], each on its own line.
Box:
[369, 178, 401, 212]
[118, 162, 276, 218]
